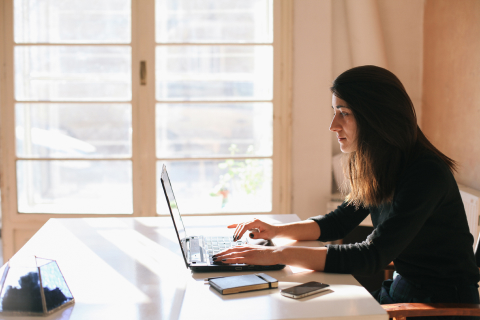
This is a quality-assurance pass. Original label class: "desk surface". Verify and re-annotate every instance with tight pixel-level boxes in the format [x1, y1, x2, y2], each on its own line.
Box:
[5, 215, 387, 320]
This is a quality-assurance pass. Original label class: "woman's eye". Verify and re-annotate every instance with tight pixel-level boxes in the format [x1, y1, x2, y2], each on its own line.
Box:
[333, 110, 349, 117]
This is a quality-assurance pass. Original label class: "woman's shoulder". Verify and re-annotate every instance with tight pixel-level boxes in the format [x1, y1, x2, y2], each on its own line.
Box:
[395, 149, 456, 197]
[389, 149, 461, 218]
[406, 148, 452, 176]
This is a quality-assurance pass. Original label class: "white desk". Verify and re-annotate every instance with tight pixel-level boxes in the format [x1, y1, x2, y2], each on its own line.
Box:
[5, 214, 387, 320]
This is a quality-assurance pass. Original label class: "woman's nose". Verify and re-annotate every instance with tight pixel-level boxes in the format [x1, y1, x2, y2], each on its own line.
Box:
[329, 114, 340, 132]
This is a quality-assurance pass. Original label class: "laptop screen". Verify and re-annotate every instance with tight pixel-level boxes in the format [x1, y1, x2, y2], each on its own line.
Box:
[160, 165, 188, 265]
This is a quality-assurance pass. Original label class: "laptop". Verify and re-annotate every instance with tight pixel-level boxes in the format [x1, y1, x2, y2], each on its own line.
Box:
[160, 164, 286, 272]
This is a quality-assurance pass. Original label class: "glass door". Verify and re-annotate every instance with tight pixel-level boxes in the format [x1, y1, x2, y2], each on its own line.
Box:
[155, 0, 275, 214]
[14, 0, 133, 214]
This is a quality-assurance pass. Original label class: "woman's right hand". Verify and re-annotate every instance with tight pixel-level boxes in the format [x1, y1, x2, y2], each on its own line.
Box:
[228, 218, 277, 241]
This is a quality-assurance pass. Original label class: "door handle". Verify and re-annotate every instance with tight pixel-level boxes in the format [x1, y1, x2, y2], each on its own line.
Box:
[140, 61, 146, 85]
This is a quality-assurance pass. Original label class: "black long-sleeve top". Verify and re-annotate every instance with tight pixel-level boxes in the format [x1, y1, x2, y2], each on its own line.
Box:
[310, 151, 480, 286]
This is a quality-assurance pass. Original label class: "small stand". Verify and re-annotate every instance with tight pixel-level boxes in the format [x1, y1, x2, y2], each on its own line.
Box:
[0, 256, 74, 316]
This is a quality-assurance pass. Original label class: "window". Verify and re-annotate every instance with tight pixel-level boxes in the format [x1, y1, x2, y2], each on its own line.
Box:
[13, 0, 133, 214]
[0, 0, 292, 258]
[154, 1, 274, 214]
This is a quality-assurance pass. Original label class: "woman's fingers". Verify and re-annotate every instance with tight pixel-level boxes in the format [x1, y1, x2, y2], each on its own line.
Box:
[233, 222, 250, 241]
[213, 246, 245, 260]
[214, 245, 253, 258]
[219, 256, 247, 264]
[214, 248, 251, 264]
[228, 219, 276, 241]
[233, 219, 264, 240]
[213, 245, 278, 266]
[248, 228, 260, 239]
[232, 223, 242, 240]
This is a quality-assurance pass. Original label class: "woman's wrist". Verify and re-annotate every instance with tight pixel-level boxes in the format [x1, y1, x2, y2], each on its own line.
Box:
[273, 220, 320, 240]
[272, 224, 292, 239]
[275, 246, 299, 266]
[273, 246, 327, 271]
[273, 246, 288, 265]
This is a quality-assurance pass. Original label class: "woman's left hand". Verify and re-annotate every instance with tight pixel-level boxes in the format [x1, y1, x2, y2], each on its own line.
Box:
[213, 245, 283, 266]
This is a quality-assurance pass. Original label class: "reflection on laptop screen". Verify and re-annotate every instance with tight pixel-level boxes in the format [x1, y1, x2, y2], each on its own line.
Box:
[160, 165, 187, 251]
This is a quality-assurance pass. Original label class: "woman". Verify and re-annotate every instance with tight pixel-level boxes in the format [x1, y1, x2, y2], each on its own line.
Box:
[213, 65, 480, 307]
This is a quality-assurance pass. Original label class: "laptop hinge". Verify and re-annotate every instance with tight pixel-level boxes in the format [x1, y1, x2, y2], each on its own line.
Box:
[185, 237, 191, 263]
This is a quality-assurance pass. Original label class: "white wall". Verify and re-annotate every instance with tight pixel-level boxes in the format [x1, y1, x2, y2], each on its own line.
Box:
[292, 0, 333, 220]
[377, 0, 424, 125]
[422, 0, 480, 191]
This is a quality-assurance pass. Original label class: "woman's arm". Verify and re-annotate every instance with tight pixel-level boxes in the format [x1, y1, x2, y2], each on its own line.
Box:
[275, 220, 322, 240]
[230, 202, 369, 242]
[214, 245, 328, 271]
[229, 218, 321, 241]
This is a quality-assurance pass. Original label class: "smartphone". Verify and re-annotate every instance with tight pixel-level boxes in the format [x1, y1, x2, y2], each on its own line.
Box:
[280, 281, 330, 299]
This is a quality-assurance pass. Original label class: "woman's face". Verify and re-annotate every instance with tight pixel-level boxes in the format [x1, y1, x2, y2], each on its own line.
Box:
[330, 94, 358, 153]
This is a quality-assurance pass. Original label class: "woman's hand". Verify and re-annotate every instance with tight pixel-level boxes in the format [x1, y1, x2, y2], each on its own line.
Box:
[228, 218, 321, 241]
[213, 245, 282, 266]
[213, 245, 328, 271]
[228, 218, 277, 241]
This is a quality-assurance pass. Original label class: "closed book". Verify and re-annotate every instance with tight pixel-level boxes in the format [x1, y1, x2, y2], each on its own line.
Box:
[209, 273, 278, 295]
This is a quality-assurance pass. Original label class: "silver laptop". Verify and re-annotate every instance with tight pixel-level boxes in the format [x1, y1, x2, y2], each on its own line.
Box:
[160, 164, 285, 272]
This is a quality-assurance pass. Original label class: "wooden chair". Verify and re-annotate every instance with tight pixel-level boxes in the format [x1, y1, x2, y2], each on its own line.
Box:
[383, 303, 480, 320]
[385, 261, 395, 280]
[382, 231, 480, 319]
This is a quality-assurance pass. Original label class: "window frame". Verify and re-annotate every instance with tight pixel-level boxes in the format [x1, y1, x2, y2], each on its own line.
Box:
[0, 0, 292, 260]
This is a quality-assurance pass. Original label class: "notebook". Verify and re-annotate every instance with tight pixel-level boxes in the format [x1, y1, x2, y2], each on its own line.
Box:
[160, 164, 286, 272]
[209, 273, 278, 294]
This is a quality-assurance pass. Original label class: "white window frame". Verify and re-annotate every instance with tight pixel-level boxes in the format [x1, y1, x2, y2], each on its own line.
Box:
[0, 0, 292, 261]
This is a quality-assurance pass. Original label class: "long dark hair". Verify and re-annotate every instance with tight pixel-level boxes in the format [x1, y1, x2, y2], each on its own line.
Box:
[331, 65, 456, 208]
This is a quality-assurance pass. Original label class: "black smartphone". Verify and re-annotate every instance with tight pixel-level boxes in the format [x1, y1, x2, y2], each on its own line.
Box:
[280, 281, 330, 299]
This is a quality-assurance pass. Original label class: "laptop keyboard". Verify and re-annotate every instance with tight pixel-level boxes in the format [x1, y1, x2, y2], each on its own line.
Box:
[203, 236, 244, 256]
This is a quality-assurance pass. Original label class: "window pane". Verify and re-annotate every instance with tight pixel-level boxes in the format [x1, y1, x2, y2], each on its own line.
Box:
[16, 104, 132, 158]
[156, 45, 272, 101]
[17, 160, 132, 214]
[156, 0, 272, 43]
[15, 46, 131, 101]
[14, 0, 131, 43]
[157, 160, 272, 214]
[156, 103, 272, 158]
